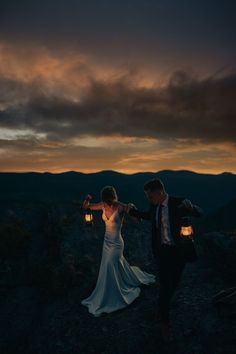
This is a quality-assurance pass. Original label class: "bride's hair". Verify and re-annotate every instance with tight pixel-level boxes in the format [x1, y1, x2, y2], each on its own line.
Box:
[101, 186, 118, 206]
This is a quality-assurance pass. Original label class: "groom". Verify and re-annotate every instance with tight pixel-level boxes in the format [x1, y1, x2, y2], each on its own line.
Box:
[128, 178, 203, 341]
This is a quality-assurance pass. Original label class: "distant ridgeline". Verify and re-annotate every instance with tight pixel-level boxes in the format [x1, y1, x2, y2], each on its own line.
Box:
[0, 170, 236, 214]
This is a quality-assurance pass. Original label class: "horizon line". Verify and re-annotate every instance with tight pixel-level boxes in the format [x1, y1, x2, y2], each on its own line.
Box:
[0, 169, 235, 177]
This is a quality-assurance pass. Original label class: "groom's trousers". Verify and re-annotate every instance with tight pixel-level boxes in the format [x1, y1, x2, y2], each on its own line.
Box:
[156, 244, 186, 324]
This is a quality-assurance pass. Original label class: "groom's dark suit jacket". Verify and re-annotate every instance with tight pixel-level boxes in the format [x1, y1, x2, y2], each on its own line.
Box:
[129, 196, 203, 259]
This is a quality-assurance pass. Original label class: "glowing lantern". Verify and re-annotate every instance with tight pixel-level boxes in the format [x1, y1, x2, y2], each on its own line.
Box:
[85, 208, 93, 226]
[180, 217, 194, 239]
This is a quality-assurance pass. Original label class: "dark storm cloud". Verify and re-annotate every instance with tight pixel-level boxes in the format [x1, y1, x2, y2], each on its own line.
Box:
[0, 0, 235, 64]
[1, 69, 236, 143]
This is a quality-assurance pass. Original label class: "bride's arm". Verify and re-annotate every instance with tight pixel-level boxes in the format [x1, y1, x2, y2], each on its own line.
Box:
[117, 202, 131, 214]
[82, 195, 103, 211]
[128, 203, 152, 221]
[117, 202, 140, 222]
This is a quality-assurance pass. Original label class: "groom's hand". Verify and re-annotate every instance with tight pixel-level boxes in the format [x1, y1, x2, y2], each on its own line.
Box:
[127, 203, 142, 223]
[127, 203, 137, 213]
[180, 199, 194, 211]
[179, 199, 204, 217]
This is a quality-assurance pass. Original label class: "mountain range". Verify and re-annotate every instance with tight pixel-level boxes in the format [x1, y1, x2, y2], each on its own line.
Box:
[0, 170, 236, 213]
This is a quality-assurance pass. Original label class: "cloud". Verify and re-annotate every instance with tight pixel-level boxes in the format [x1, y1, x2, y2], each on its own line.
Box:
[0, 41, 236, 173]
[1, 53, 236, 144]
[0, 135, 235, 174]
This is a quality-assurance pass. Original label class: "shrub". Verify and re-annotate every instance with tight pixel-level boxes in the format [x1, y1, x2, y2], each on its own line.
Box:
[0, 223, 31, 258]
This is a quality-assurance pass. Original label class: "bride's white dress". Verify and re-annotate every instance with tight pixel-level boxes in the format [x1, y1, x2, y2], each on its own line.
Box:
[81, 206, 156, 316]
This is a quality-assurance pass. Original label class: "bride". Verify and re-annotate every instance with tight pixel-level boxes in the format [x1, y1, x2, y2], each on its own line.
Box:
[81, 185, 156, 317]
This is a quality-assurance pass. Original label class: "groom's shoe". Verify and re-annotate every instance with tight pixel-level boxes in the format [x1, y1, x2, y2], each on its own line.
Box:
[160, 323, 174, 343]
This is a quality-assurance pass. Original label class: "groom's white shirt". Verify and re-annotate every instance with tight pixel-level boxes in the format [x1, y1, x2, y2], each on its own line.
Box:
[156, 194, 175, 245]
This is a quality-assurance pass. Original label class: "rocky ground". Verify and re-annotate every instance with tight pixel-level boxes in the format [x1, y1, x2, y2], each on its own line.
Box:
[1, 256, 236, 354]
[0, 202, 236, 354]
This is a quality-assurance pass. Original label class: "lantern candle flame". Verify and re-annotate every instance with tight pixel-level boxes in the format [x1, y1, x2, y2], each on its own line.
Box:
[180, 225, 193, 237]
[180, 217, 194, 238]
[85, 208, 93, 225]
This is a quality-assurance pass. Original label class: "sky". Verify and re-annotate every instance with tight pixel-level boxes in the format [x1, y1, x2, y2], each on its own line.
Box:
[0, 0, 236, 174]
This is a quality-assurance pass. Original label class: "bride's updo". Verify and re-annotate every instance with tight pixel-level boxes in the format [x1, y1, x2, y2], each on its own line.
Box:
[101, 186, 118, 206]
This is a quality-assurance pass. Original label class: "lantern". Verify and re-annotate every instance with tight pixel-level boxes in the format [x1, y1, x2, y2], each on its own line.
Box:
[180, 217, 194, 239]
[179, 217, 197, 262]
[85, 208, 93, 226]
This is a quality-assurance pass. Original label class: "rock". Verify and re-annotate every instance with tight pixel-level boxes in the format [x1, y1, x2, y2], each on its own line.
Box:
[197, 232, 236, 279]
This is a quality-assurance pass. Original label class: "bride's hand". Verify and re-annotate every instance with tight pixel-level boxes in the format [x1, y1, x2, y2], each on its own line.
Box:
[83, 194, 92, 209]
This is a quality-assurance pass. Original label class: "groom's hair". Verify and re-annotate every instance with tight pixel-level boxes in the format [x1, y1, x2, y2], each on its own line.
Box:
[144, 178, 165, 192]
